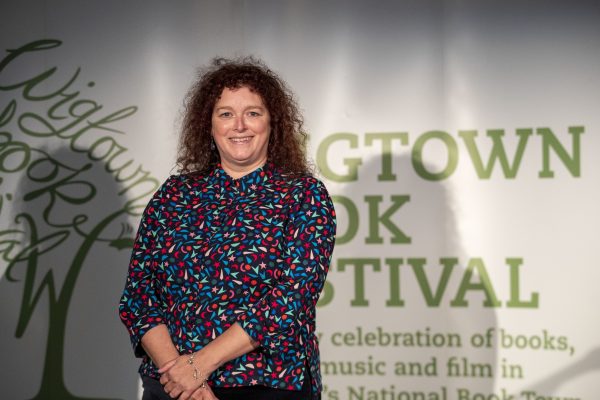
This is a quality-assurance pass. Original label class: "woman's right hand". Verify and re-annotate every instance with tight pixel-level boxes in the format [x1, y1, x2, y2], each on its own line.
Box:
[159, 354, 220, 400]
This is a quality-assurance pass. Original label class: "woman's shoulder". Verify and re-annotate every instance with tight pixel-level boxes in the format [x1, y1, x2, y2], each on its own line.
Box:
[273, 169, 331, 195]
[155, 171, 211, 196]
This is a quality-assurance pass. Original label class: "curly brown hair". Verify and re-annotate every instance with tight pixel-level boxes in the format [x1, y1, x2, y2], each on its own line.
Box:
[177, 56, 310, 176]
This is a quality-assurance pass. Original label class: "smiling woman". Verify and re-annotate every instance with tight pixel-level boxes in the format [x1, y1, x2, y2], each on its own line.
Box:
[119, 57, 336, 400]
[175, 57, 309, 177]
[211, 87, 271, 178]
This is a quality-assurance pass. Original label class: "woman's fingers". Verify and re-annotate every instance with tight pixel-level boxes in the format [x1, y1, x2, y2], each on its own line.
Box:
[162, 380, 184, 399]
[191, 385, 218, 400]
[178, 389, 193, 400]
[160, 374, 169, 385]
[158, 358, 177, 374]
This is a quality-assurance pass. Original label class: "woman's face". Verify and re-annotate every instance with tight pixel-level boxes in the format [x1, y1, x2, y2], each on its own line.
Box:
[211, 86, 271, 178]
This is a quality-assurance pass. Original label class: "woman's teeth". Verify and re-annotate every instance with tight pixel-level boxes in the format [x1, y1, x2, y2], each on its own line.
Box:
[230, 137, 251, 143]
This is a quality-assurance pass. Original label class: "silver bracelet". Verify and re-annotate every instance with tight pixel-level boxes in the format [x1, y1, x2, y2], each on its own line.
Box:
[187, 353, 207, 388]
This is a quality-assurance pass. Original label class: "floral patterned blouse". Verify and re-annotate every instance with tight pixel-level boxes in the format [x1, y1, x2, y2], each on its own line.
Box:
[119, 164, 336, 398]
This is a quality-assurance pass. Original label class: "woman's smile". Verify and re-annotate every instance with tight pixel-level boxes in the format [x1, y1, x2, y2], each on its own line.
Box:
[211, 86, 271, 178]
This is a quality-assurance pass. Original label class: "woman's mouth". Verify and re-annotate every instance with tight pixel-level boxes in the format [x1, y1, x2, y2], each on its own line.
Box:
[230, 137, 252, 144]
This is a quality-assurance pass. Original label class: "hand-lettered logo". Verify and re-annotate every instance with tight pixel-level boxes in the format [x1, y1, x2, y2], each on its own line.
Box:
[0, 39, 158, 399]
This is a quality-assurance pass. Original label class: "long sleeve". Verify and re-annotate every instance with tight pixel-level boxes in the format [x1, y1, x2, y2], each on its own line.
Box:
[118, 176, 173, 357]
[234, 177, 336, 352]
[119, 166, 335, 392]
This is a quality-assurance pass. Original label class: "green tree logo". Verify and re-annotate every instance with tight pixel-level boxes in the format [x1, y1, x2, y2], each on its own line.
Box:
[0, 39, 159, 399]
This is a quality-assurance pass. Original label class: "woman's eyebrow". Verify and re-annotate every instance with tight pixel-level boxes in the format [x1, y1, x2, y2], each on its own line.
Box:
[214, 105, 266, 111]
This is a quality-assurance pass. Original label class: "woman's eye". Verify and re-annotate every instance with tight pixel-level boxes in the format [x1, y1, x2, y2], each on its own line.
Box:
[248, 111, 261, 117]
[220, 112, 232, 117]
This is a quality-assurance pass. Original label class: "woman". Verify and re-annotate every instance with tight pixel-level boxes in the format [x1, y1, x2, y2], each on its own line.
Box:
[119, 57, 336, 400]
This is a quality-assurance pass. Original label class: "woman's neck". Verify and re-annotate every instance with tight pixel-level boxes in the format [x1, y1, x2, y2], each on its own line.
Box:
[220, 159, 267, 179]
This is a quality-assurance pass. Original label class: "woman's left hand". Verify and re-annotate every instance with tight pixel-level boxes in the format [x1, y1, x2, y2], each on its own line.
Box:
[158, 324, 256, 399]
[190, 384, 219, 400]
[159, 355, 208, 399]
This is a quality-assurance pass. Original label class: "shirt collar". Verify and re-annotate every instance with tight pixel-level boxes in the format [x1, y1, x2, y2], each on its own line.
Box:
[211, 163, 274, 195]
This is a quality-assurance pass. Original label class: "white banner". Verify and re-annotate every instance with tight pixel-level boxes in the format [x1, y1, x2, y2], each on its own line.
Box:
[1, 1, 599, 399]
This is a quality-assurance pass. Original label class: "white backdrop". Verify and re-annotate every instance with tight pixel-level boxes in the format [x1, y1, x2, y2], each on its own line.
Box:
[1, 1, 599, 399]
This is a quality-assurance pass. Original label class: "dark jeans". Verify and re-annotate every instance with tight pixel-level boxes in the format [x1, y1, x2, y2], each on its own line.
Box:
[141, 374, 316, 400]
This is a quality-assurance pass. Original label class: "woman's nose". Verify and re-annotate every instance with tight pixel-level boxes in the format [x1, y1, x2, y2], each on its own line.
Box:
[234, 116, 247, 132]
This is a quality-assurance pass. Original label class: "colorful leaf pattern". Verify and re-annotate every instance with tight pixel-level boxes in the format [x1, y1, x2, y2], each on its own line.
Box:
[119, 164, 336, 397]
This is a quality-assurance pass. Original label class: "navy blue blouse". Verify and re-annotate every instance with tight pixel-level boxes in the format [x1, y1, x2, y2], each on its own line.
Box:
[119, 164, 336, 397]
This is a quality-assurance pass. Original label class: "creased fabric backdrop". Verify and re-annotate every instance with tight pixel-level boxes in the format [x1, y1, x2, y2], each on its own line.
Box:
[1, 1, 599, 399]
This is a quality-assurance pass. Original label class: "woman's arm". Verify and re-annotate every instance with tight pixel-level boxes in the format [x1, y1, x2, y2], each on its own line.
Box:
[158, 323, 258, 399]
[141, 324, 180, 368]
[119, 177, 175, 357]
[195, 322, 259, 370]
[233, 178, 336, 351]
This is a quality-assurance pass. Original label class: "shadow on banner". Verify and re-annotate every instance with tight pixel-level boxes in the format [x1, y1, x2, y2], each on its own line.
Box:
[320, 152, 498, 396]
[0, 144, 142, 399]
[0, 39, 158, 399]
